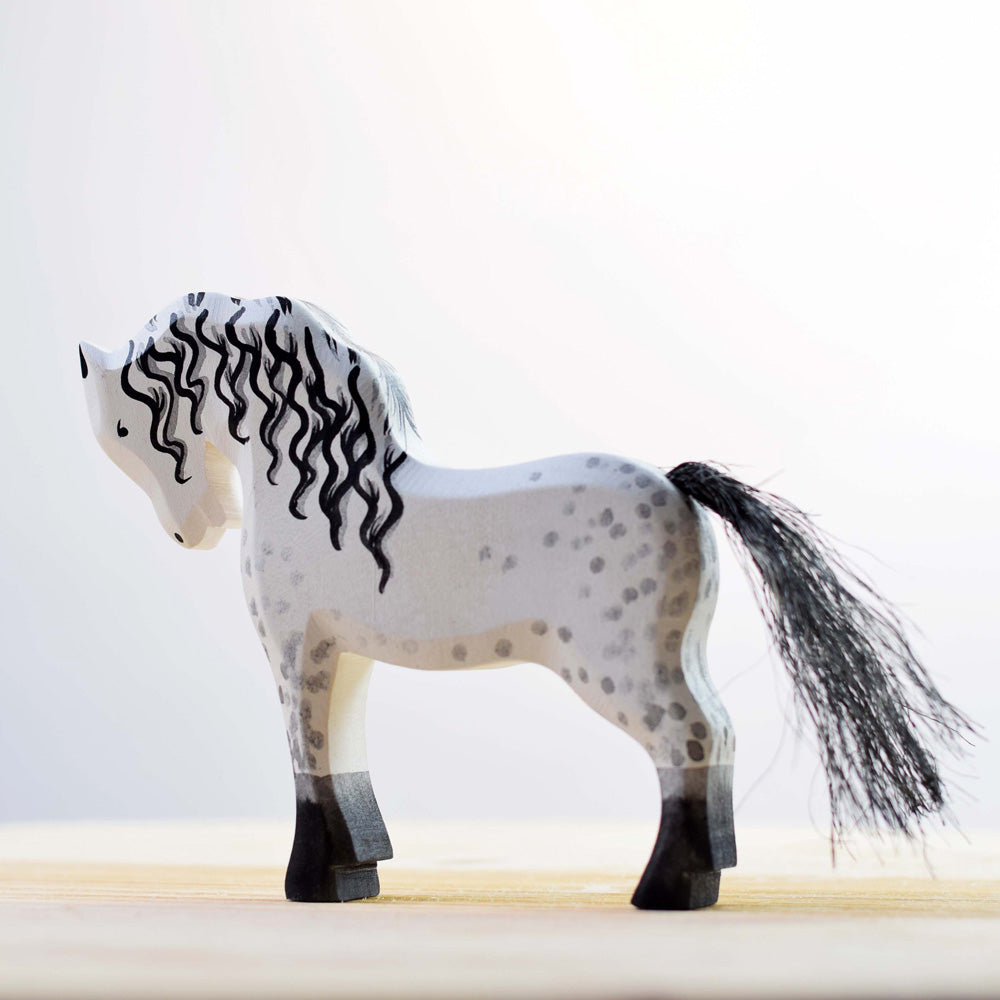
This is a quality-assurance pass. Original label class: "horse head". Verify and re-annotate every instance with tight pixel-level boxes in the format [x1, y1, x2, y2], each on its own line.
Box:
[79, 339, 241, 549]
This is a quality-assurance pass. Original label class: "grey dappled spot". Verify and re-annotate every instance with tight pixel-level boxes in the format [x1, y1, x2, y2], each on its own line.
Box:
[691, 721, 708, 739]
[494, 639, 513, 658]
[310, 639, 336, 664]
[531, 620, 548, 636]
[668, 702, 687, 720]
[452, 643, 467, 662]
[687, 740, 706, 762]
[668, 593, 690, 615]
[590, 557, 605, 573]
[304, 671, 330, 693]
[558, 627, 573, 643]
[601, 677, 615, 694]
[643, 704, 666, 731]
[543, 531, 559, 547]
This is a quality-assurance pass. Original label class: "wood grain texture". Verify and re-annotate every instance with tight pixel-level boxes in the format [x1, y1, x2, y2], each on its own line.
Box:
[1, 822, 998, 999]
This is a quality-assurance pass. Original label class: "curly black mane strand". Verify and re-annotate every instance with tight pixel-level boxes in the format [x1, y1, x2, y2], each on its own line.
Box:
[198, 308, 250, 445]
[135, 338, 184, 447]
[371, 446, 408, 592]
[222, 307, 254, 443]
[665, 460, 976, 843]
[166, 315, 209, 433]
[263, 311, 317, 520]
[288, 415, 325, 518]
[259, 310, 299, 485]
[238, 326, 282, 478]
[123, 300, 411, 586]
[305, 359, 354, 549]
[142, 335, 204, 437]
[323, 365, 379, 550]
[356, 476, 387, 583]
[298, 328, 352, 521]
[121, 340, 190, 484]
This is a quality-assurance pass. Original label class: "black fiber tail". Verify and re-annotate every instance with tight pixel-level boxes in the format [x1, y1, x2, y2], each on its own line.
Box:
[665, 460, 974, 841]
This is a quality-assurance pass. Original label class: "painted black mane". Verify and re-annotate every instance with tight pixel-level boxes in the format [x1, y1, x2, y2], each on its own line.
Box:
[120, 296, 411, 591]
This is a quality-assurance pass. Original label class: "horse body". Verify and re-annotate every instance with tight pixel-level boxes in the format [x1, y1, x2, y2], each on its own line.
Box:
[79, 292, 970, 910]
[243, 445, 732, 753]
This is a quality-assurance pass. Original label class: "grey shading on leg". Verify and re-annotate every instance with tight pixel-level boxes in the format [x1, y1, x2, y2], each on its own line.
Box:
[631, 766, 736, 910]
[282, 645, 393, 902]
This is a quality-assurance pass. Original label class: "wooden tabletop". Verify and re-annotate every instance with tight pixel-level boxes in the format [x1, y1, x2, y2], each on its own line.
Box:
[1, 820, 998, 998]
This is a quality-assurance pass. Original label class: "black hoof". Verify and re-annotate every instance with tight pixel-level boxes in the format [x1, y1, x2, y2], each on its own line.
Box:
[285, 772, 393, 903]
[630, 765, 735, 911]
[631, 869, 721, 910]
[286, 862, 381, 903]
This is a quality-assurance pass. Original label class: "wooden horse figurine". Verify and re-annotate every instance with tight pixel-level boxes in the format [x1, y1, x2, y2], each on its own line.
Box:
[79, 293, 972, 909]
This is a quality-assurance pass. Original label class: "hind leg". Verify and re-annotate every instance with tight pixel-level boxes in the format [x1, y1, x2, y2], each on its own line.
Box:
[557, 642, 735, 908]
[554, 507, 735, 908]
[633, 504, 736, 908]
[275, 626, 392, 902]
[637, 592, 736, 901]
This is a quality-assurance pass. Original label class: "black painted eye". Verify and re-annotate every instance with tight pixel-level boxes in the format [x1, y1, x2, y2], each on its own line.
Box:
[79, 346, 88, 378]
[174, 533, 184, 544]
[117, 421, 128, 437]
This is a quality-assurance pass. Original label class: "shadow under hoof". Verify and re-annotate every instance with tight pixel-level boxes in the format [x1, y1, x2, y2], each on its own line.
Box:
[631, 870, 721, 910]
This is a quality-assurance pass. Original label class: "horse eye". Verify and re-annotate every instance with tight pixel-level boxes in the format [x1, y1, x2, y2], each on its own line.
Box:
[117, 421, 128, 438]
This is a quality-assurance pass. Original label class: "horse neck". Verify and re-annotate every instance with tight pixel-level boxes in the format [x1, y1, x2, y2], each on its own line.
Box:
[180, 319, 408, 493]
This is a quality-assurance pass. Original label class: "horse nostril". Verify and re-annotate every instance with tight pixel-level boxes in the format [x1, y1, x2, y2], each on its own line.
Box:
[174, 533, 184, 544]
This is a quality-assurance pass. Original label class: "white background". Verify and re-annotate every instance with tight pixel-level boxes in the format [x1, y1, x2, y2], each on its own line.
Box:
[1, 1, 996, 842]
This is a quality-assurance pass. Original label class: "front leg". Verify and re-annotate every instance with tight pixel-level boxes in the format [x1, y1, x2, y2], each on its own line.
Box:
[278, 626, 392, 902]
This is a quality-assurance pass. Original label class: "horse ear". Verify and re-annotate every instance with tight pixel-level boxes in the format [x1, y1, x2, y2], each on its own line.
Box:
[78, 341, 106, 379]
